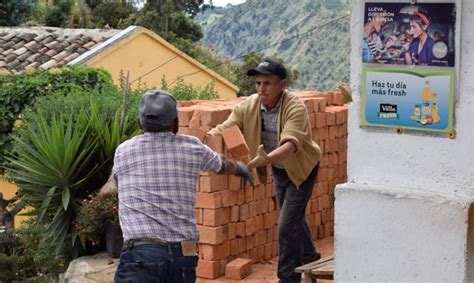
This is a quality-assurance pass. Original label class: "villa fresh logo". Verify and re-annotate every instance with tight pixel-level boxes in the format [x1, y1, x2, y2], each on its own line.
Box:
[378, 103, 399, 119]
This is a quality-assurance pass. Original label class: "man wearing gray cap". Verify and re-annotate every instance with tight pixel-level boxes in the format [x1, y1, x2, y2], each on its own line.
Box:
[208, 58, 321, 283]
[113, 90, 253, 283]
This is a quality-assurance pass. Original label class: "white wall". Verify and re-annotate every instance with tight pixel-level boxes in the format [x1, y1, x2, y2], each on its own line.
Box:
[335, 0, 474, 281]
[348, 0, 473, 193]
[336, 183, 472, 282]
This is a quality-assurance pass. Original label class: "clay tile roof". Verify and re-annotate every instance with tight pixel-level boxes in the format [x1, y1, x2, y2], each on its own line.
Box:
[0, 26, 121, 71]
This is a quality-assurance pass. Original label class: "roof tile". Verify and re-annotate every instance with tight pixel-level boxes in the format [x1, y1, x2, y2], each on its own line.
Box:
[39, 59, 57, 69]
[14, 47, 28, 56]
[0, 27, 120, 71]
[53, 50, 70, 61]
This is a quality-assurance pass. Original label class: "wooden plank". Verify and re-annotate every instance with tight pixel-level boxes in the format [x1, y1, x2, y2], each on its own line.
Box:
[311, 261, 334, 276]
[295, 255, 334, 273]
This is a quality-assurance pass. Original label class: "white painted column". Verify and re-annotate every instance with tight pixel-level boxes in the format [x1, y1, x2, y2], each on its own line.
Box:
[335, 0, 474, 281]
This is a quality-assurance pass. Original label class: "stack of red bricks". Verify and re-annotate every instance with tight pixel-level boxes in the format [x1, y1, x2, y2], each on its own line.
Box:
[176, 91, 348, 279]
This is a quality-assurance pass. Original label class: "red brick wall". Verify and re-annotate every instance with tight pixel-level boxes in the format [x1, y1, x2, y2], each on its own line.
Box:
[177, 91, 348, 279]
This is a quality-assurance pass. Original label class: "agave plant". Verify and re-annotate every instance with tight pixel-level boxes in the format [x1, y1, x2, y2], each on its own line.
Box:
[4, 93, 140, 258]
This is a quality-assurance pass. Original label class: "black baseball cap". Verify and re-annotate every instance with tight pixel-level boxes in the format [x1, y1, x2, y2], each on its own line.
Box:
[139, 89, 178, 128]
[247, 58, 287, 79]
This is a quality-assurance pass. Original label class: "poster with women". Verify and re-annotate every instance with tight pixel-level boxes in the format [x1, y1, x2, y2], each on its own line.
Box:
[361, 0, 458, 134]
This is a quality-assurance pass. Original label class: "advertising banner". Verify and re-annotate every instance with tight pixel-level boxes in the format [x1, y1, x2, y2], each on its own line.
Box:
[361, 1, 457, 134]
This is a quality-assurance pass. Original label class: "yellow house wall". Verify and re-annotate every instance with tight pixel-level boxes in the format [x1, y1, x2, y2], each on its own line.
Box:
[0, 180, 29, 228]
[85, 31, 238, 99]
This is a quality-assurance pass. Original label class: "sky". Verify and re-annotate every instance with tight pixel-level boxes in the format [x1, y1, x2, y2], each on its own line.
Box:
[207, 0, 246, 7]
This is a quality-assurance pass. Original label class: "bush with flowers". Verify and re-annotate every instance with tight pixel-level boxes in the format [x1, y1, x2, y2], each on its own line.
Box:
[75, 191, 119, 246]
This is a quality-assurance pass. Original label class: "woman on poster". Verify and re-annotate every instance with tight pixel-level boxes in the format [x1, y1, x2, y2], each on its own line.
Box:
[404, 10, 435, 65]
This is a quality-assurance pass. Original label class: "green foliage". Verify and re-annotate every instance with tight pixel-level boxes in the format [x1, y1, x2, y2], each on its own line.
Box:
[17, 221, 67, 276]
[0, 0, 34, 26]
[160, 77, 218, 100]
[44, 0, 74, 27]
[0, 230, 22, 255]
[234, 52, 299, 96]
[0, 65, 113, 174]
[0, 222, 67, 281]
[90, 0, 137, 28]
[0, 230, 36, 281]
[75, 191, 119, 244]
[4, 87, 140, 260]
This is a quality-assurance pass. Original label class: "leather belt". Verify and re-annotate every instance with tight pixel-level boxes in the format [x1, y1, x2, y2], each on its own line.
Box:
[122, 238, 181, 251]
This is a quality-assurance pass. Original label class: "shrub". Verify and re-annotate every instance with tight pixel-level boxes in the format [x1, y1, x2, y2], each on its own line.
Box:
[159, 76, 218, 100]
[0, 65, 114, 173]
[75, 191, 119, 245]
[4, 87, 140, 260]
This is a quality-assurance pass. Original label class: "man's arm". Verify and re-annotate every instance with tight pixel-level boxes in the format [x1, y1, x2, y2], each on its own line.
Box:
[218, 156, 254, 187]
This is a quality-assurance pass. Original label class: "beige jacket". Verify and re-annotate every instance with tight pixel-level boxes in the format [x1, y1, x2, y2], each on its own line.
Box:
[208, 90, 320, 187]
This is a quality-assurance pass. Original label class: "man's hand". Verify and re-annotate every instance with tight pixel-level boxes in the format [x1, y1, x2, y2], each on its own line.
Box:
[247, 145, 270, 170]
[235, 161, 254, 189]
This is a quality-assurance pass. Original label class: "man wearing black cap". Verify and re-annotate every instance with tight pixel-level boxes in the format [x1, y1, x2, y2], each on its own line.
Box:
[113, 90, 253, 283]
[208, 58, 322, 282]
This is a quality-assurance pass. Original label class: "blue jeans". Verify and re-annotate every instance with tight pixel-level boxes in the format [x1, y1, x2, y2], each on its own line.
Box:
[272, 163, 319, 283]
[114, 243, 198, 283]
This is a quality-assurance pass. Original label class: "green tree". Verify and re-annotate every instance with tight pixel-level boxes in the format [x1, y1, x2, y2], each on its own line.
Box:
[128, 0, 204, 44]
[235, 52, 299, 97]
[36, 0, 74, 27]
[0, 0, 34, 26]
[90, 0, 136, 28]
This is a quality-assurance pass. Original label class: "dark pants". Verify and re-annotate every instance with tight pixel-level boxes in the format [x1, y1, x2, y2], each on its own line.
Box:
[272, 163, 319, 283]
[114, 243, 198, 283]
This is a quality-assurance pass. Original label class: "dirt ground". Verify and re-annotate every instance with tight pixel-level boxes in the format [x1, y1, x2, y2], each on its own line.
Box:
[197, 237, 334, 283]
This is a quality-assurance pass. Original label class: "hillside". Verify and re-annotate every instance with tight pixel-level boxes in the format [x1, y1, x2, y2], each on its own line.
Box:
[196, 0, 350, 91]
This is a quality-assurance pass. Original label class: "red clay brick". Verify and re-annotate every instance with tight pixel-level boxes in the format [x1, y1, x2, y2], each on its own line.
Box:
[245, 217, 257, 236]
[238, 237, 247, 254]
[189, 111, 201, 127]
[231, 238, 239, 255]
[196, 208, 203, 225]
[204, 134, 224, 154]
[248, 201, 257, 218]
[246, 235, 255, 250]
[199, 174, 227, 192]
[188, 126, 206, 142]
[228, 222, 236, 240]
[326, 111, 336, 126]
[257, 245, 265, 262]
[201, 109, 231, 127]
[228, 175, 242, 191]
[313, 127, 329, 140]
[178, 107, 194, 126]
[236, 222, 246, 237]
[201, 241, 231, 260]
[265, 183, 274, 198]
[225, 258, 253, 280]
[222, 125, 249, 158]
[315, 112, 327, 128]
[245, 186, 254, 202]
[263, 211, 277, 229]
[255, 230, 267, 246]
[230, 205, 239, 222]
[198, 225, 228, 245]
[196, 192, 222, 209]
[203, 207, 230, 227]
[239, 203, 249, 221]
[196, 259, 221, 279]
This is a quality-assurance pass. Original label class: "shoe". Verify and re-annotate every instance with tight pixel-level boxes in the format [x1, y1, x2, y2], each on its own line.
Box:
[302, 251, 321, 264]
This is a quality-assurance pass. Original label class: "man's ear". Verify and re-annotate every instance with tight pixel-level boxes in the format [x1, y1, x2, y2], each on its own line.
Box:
[280, 79, 288, 90]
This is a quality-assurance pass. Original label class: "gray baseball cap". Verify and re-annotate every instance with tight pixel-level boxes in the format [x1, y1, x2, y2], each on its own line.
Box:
[139, 89, 178, 127]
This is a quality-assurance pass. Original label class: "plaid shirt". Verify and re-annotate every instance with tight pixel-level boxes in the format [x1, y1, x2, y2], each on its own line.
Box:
[113, 132, 222, 242]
